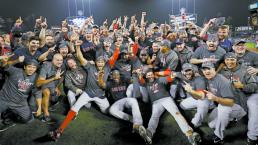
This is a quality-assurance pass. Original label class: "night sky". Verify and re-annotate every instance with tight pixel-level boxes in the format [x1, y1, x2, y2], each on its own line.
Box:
[0, 0, 255, 30]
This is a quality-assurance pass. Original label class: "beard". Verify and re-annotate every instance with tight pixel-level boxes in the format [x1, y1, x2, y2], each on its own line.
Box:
[47, 42, 55, 48]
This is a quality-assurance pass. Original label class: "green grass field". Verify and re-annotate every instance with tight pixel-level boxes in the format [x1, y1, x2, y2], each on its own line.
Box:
[0, 98, 248, 145]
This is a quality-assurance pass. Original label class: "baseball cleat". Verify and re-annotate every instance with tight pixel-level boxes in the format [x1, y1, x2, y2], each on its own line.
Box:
[133, 125, 152, 144]
[0, 122, 16, 132]
[41, 115, 56, 124]
[48, 129, 62, 141]
[187, 132, 201, 145]
[138, 125, 152, 145]
[212, 135, 224, 144]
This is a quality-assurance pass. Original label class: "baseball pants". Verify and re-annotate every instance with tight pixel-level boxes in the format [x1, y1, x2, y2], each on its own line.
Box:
[208, 104, 246, 140]
[180, 97, 213, 127]
[109, 97, 143, 125]
[147, 97, 193, 136]
[71, 92, 110, 114]
[67, 90, 91, 108]
[126, 84, 148, 103]
[247, 93, 258, 140]
[0, 100, 33, 123]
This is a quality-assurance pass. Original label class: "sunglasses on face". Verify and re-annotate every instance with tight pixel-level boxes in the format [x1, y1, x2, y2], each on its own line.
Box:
[140, 54, 147, 57]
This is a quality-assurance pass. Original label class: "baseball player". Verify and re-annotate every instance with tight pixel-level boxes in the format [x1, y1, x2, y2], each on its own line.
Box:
[100, 70, 151, 144]
[115, 44, 148, 102]
[232, 40, 258, 79]
[80, 29, 96, 61]
[47, 40, 120, 141]
[139, 68, 201, 145]
[65, 57, 88, 107]
[199, 19, 233, 52]
[219, 52, 258, 145]
[201, 62, 246, 144]
[96, 37, 114, 62]
[174, 39, 194, 71]
[0, 56, 38, 132]
[190, 34, 226, 69]
[169, 63, 212, 128]
[158, 40, 178, 71]
[35, 53, 64, 122]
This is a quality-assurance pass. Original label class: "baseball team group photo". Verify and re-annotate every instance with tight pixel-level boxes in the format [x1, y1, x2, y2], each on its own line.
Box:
[0, 0, 258, 145]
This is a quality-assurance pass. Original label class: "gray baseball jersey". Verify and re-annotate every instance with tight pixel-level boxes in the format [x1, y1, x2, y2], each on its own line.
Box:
[206, 74, 235, 100]
[39, 62, 63, 89]
[106, 80, 129, 103]
[0, 65, 37, 107]
[237, 50, 258, 68]
[220, 65, 258, 110]
[174, 47, 194, 69]
[192, 45, 226, 68]
[115, 57, 141, 82]
[159, 50, 179, 71]
[83, 63, 111, 98]
[176, 73, 206, 91]
[65, 66, 87, 93]
[145, 77, 172, 103]
[96, 45, 114, 62]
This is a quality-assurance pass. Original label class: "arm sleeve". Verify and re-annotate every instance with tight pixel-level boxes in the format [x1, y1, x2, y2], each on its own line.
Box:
[167, 52, 178, 71]
[4, 65, 19, 74]
[219, 81, 235, 99]
[39, 64, 48, 79]
[242, 74, 258, 93]
[194, 77, 206, 91]
[109, 47, 120, 67]
[158, 77, 172, 84]
[191, 47, 202, 59]
[252, 52, 258, 68]
[82, 62, 91, 70]
[187, 51, 194, 63]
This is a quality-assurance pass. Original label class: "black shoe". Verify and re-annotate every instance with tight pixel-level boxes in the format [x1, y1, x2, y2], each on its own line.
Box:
[227, 118, 238, 129]
[48, 129, 62, 141]
[0, 122, 16, 132]
[41, 116, 56, 124]
[247, 138, 257, 145]
[212, 135, 224, 144]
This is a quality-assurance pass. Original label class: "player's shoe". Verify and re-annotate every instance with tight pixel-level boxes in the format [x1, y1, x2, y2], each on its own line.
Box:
[41, 115, 56, 124]
[0, 122, 16, 132]
[247, 138, 257, 145]
[187, 132, 201, 145]
[212, 135, 224, 144]
[133, 125, 152, 145]
[48, 129, 62, 141]
[146, 129, 153, 145]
